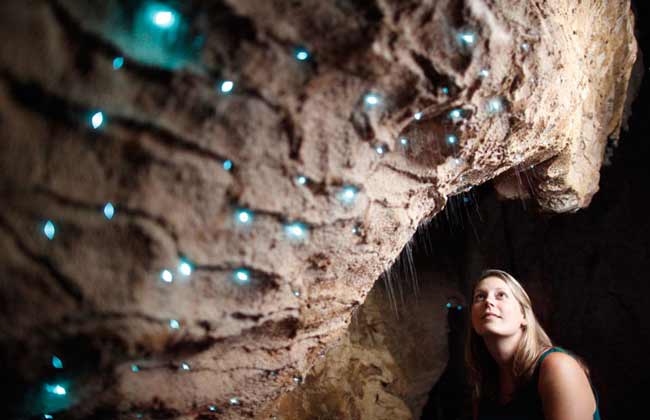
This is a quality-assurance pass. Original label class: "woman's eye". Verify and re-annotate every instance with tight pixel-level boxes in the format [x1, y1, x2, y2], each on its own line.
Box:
[474, 294, 485, 302]
[497, 292, 507, 298]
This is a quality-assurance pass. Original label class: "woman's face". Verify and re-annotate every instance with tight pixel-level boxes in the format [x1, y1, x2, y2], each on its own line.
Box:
[471, 276, 527, 338]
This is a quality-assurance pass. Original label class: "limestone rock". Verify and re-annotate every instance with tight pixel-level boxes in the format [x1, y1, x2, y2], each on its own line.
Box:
[0, 0, 636, 419]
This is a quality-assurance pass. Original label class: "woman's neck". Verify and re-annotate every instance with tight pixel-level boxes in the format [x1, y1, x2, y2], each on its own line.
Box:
[482, 333, 521, 369]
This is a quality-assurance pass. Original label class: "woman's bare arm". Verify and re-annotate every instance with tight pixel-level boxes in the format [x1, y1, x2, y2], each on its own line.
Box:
[538, 352, 596, 420]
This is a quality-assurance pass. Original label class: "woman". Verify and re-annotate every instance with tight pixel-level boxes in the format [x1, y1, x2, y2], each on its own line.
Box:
[465, 269, 601, 420]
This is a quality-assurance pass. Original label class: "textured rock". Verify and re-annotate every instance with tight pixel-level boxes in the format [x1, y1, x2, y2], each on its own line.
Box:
[0, 0, 637, 419]
[259, 270, 460, 420]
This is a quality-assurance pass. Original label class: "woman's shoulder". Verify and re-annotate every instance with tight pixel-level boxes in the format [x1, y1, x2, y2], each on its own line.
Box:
[536, 349, 597, 415]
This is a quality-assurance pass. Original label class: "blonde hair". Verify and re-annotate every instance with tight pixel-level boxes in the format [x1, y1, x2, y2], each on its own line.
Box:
[464, 269, 553, 402]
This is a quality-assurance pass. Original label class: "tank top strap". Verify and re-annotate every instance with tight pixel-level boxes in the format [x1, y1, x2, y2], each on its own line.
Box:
[536, 346, 566, 367]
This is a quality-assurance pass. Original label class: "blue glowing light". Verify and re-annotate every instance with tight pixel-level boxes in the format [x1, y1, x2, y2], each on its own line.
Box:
[208, 405, 218, 412]
[449, 109, 463, 121]
[229, 397, 240, 406]
[103, 202, 115, 220]
[45, 384, 66, 396]
[43, 220, 55, 240]
[169, 319, 180, 329]
[223, 160, 233, 171]
[284, 222, 308, 241]
[233, 269, 250, 285]
[375, 145, 385, 155]
[178, 258, 193, 276]
[160, 269, 173, 283]
[151, 8, 176, 29]
[399, 137, 408, 146]
[457, 305, 463, 310]
[414, 111, 423, 120]
[234, 208, 253, 225]
[364, 93, 380, 107]
[446, 303, 452, 308]
[180, 362, 190, 371]
[446, 134, 458, 145]
[90, 111, 104, 129]
[479, 68, 489, 78]
[486, 97, 504, 114]
[295, 175, 307, 185]
[51, 356, 63, 369]
[44, 415, 53, 420]
[458, 31, 476, 46]
[131, 364, 140, 372]
[220, 80, 234, 94]
[441, 87, 449, 95]
[294, 48, 310, 61]
[112, 57, 124, 70]
[293, 290, 300, 297]
[337, 185, 358, 206]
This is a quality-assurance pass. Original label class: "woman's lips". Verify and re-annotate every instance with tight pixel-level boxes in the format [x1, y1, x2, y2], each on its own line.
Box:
[482, 313, 500, 319]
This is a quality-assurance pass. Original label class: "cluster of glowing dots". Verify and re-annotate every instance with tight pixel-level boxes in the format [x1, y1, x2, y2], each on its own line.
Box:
[160, 259, 193, 284]
[446, 302, 463, 310]
[90, 111, 104, 129]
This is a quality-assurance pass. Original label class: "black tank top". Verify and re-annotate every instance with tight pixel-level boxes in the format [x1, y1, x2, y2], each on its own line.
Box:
[477, 347, 601, 420]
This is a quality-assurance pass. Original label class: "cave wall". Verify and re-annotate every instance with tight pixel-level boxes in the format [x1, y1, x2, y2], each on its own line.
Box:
[0, 0, 639, 419]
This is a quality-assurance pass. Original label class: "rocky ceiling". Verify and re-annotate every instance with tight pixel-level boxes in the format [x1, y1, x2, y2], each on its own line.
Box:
[0, 0, 637, 419]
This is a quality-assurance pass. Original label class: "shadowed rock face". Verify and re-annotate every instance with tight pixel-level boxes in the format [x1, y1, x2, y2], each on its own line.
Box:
[0, 0, 636, 419]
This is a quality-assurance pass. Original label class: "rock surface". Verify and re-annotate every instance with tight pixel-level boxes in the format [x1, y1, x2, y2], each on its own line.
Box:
[0, 0, 637, 419]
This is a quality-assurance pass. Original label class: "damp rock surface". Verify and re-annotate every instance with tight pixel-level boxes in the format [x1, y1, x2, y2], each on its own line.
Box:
[0, 0, 636, 419]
